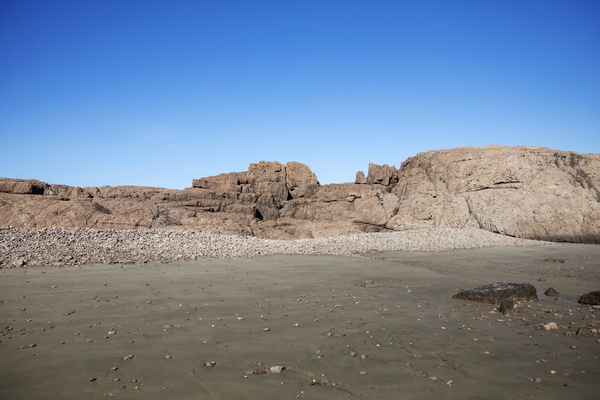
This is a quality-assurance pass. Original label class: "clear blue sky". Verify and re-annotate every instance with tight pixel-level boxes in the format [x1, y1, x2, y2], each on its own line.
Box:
[1, 0, 599, 189]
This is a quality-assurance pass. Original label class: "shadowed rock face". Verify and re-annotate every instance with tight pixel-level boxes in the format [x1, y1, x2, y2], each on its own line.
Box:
[1, 146, 599, 241]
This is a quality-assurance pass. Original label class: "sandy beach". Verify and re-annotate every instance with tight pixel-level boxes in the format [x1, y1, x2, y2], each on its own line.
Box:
[1, 244, 599, 399]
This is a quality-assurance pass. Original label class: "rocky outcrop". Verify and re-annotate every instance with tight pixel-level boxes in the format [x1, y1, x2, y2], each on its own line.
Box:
[1, 146, 599, 241]
[386, 146, 600, 243]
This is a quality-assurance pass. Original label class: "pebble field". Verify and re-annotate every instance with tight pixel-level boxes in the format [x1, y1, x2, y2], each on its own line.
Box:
[0, 227, 549, 268]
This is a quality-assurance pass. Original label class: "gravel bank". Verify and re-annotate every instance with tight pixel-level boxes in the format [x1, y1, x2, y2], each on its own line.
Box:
[0, 226, 551, 268]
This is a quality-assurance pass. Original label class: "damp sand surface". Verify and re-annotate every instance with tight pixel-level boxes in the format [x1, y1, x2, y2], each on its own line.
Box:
[1, 244, 599, 399]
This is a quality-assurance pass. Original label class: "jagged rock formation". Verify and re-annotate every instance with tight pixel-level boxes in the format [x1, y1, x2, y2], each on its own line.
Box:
[1, 146, 599, 242]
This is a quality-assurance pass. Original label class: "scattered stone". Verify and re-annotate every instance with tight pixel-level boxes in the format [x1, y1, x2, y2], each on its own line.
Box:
[12, 258, 25, 267]
[579, 291, 600, 306]
[576, 327, 592, 336]
[543, 258, 565, 264]
[123, 355, 134, 361]
[452, 282, 538, 304]
[542, 322, 559, 331]
[544, 288, 560, 297]
[309, 378, 336, 387]
[359, 371, 368, 375]
[203, 361, 216, 368]
[245, 370, 267, 375]
[361, 280, 378, 288]
[269, 366, 286, 374]
[165, 355, 173, 359]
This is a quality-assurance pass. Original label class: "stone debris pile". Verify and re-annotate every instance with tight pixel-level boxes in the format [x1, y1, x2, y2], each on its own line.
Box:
[0, 226, 548, 268]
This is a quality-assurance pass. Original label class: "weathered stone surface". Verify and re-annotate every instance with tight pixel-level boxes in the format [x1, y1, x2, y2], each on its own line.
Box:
[1, 145, 599, 241]
[386, 146, 600, 243]
[452, 282, 539, 304]
[578, 291, 600, 305]
[366, 163, 398, 186]
[285, 161, 319, 199]
[355, 171, 367, 184]
[0, 179, 49, 195]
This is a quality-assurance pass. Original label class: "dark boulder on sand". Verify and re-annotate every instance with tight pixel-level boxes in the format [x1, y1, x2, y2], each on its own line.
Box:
[453, 282, 539, 304]
[578, 291, 600, 305]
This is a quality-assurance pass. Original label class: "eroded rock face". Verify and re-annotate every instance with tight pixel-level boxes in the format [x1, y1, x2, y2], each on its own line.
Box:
[452, 282, 539, 304]
[1, 146, 599, 241]
[386, 146, 600, 243]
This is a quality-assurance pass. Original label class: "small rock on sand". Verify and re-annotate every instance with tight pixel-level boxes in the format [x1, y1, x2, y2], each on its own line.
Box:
[542, 322, 559, 331]
[269, 366, 285, 374]
[361, 280, 378, 288]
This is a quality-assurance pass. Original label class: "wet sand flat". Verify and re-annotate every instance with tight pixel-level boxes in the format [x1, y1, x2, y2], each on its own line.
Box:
[1, 244, 599, 399]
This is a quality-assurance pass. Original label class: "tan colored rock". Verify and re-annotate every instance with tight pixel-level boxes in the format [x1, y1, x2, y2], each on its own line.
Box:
[0, 146, 598, 242]
[387, 146, 600, 242]
[367, 163, 398, 186]
[285, 161, 319, 199]
[355, 171, 367, 184]
[0, 178, 48, 195]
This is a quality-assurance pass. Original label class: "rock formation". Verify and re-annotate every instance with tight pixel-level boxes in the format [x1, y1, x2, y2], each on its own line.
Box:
[1, 146, 599, 242]
[386, 146, 600, 243]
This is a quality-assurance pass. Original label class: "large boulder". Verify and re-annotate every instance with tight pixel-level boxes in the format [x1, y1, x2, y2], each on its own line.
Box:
[579, 291, 600, 305]
[452, 282, 539, 304]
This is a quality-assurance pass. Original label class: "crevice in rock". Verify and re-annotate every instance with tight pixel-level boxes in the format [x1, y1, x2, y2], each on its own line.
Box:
[353, 221, 385, 233]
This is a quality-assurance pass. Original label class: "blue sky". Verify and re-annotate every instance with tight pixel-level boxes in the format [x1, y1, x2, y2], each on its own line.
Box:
[1, 0, 599, 189]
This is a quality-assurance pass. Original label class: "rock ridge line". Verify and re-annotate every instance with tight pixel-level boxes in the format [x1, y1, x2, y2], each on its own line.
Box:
[1, 145, 598, 243]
